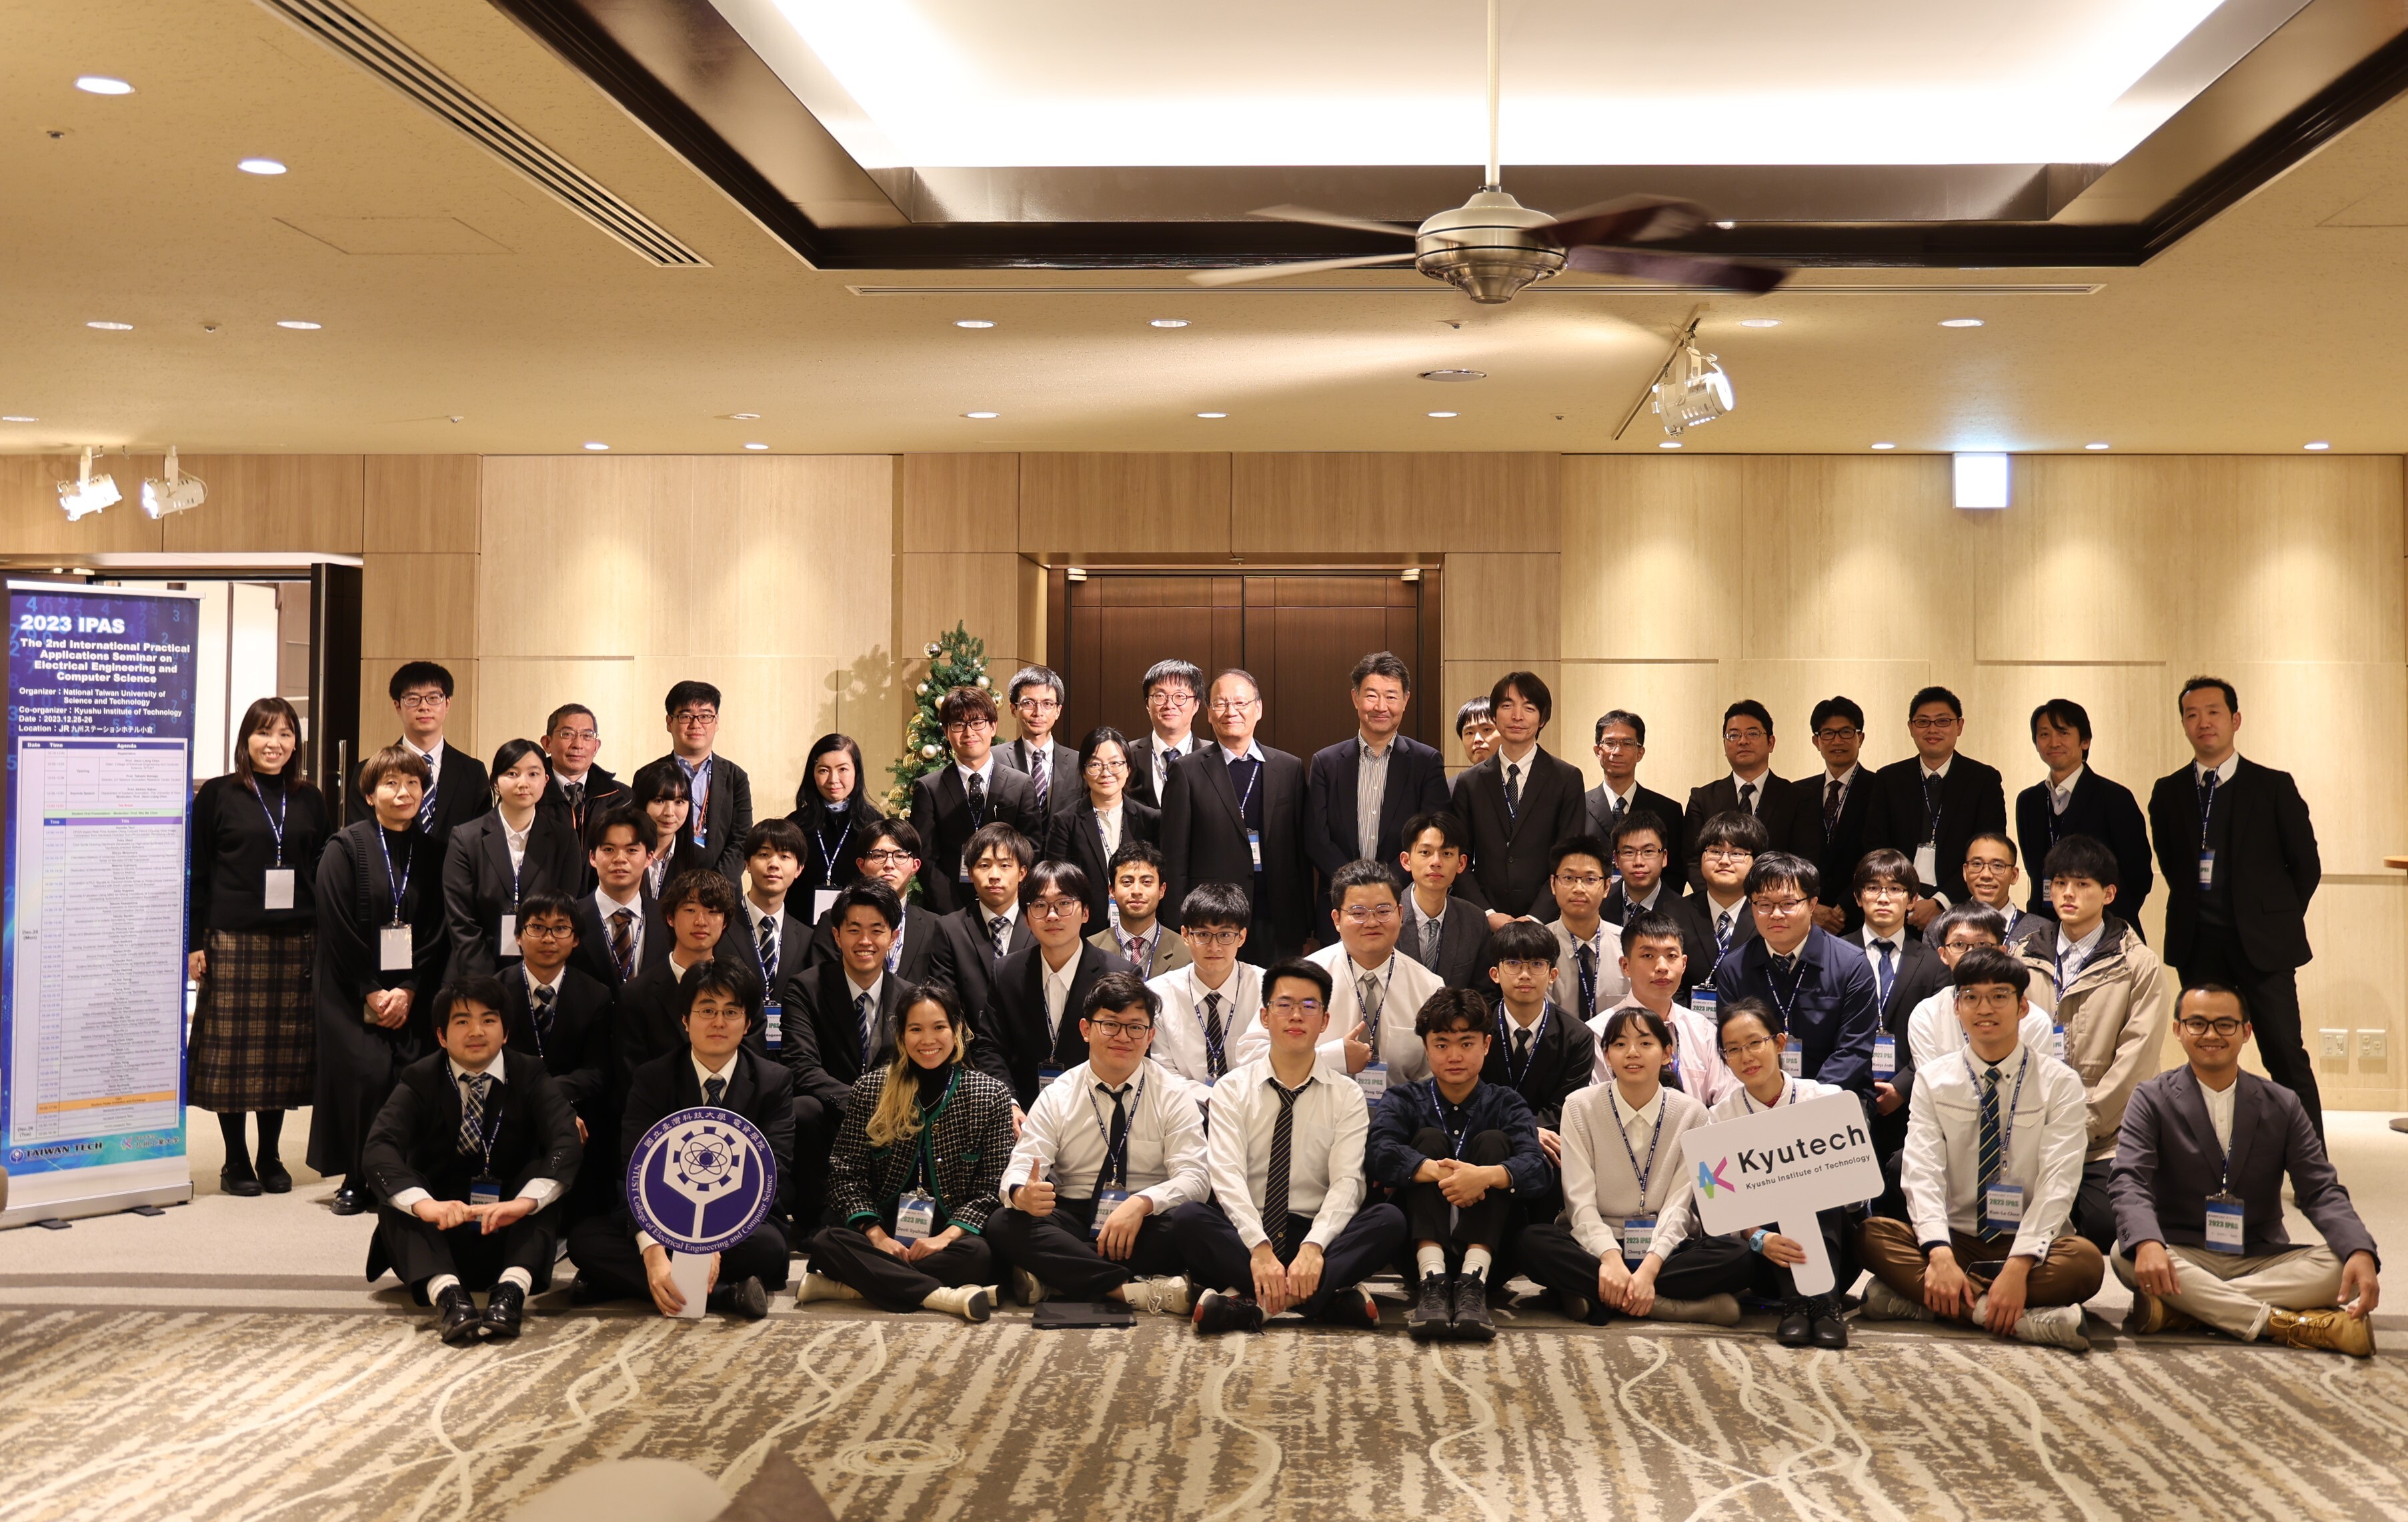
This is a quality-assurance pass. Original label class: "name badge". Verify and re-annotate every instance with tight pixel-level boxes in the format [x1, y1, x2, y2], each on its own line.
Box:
[263, 867, 295, 911]
[1090, 1187, 1132, 1237]
[497, 912, 519, 959]
[2205, 1193, 2247, 1254]
[1355, 1060, 1388, 1099]
[1779, 1046, 1802, 1079]
[1913, 843, 1938, 889]
[1690, 989, 1718, 1021]
[2197, 849, 2215, 889]
[764, 1000, 784, 1052]
[468, 1177, 502, 1207]
[1038, 1065, 1065, 1091]
[1983, 1179, 2026, 1231]
[2051, 1025, 2068, 1063]
[894, 1190, 938, 1245]
[379, 924, 413, 971]
[1620, 1214, 1656, 1265]
[1872, 1035, 1897, 1080]
[1248, 830, 1263, 869]
[813, 888, 840, 922]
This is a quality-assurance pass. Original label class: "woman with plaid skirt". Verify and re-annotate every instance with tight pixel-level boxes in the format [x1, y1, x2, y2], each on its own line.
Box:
[187, 697, 329, 1197]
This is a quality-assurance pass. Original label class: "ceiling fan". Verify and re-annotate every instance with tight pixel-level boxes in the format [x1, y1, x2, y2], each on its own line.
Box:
[1189, 0, 1784, 305]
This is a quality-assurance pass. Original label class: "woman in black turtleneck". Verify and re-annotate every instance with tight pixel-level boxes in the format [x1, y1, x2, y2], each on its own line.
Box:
[308, 744, 447, 1215]
[798, 984, 1015, 1321]
[787, 732, 884, 915]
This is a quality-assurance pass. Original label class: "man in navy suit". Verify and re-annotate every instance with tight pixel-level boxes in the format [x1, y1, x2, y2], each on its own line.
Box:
[1711, 851, 1881, 1097]
[1304, 651, 1450, 893]
[1582, 709, 1688, 897]
[2017, 697, 2154, 935]
[2146, 677, 2323, 1132]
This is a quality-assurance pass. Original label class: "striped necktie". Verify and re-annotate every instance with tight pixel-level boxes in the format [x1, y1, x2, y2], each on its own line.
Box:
[1977, 1064, 2007, 1241]
[457, 1073, 491, 1155]
[1030, 747, 1050, 813]
[1263, 1079, 1303, 1257]
[1200, 992, 1227, 1080]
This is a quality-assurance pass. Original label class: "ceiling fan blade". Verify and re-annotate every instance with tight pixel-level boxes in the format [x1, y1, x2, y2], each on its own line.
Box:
[1186, 252, 1422, 287]
[1247, 204, 1420, 239]
[1539, 195, 1714, 248]
[1562, 245, 1788, 294]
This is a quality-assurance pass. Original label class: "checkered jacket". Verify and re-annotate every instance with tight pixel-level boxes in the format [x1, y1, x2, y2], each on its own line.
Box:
[826, 1065, 1016, 1234]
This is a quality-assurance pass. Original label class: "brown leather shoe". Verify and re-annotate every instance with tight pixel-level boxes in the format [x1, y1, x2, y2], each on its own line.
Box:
[2123, 1288, 2199, 1337]
[2267, 1307, 2376, 1358]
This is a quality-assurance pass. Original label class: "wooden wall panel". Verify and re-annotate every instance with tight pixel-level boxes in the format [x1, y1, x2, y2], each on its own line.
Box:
[365, 455, 481, 553]
[1020, 453, 1229, 556]
[1442, 553, 1559, 661]
[1232, 453, 1558, 555]
[1561, 455, 1744, 662]
[166, 455, 364, 553]
[0, 452, 167, 556]
[899, 453, 1018, 551]
[361, 553, 477, 659]
[1440, 659, 1560, 771]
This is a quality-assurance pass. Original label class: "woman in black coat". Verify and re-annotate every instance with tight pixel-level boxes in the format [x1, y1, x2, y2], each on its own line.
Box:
[1044, 728, 1160, 928]
[630, 759, 710, 899]
[441, 737, 585, 980]
[786, 731, 884, 915]
[308, 744, 449, 1215]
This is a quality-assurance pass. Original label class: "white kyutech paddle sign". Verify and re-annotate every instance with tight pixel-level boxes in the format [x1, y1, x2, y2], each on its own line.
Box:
[1680, 1090, 1883, 1296]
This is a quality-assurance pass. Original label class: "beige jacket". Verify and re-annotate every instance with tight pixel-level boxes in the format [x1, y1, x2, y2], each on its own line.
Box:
[2013, 915, 2171, 1160]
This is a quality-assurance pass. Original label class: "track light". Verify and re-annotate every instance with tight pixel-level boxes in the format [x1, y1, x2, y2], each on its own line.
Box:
[57, 447, 121, 520]
[1652, 344, 1734, 435]
[141, 447, 206, 517]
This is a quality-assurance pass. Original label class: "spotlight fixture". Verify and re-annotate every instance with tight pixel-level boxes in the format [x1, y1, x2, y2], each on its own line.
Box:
[56, 447, 121, 520]
[1953, 452, 2011, 509]
[1420, 369, 1486, 382]
[1150, 318, 1191, 329]
[140, 447, 206, 518]
[1738, 318, 1780, 328]
[1651, 343, 1735, 435]
[963, 411, 999, 419]
[2085, 441, 2111, 451]
[955, 319, 995, 329]
[237, 157, 287, 175]
[75, 75, 134, 95]
[1426, 411, 1458, 419]
[1939, 318, 1984, 328]
[87, 320, 132, 331]
[2304, 441, 2331, 451]
[1871, 442, 1897, 450]
[582, 441, 609, 451]
[275, 319, 321, 330]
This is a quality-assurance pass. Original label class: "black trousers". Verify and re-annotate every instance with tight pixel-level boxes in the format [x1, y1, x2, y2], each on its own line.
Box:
[375, 1201, 562, 1297]
[2069, 1155, 2116, 1254]
[988, 1197, 1188, 1299]
[2175, 937, 2319, 1134]
[1396, 1127, 1520, 1266]
[1166, 1199, 1407, 1318]
[805, 1224, 995, 1312]
[1516, 1223, 1754, 1314]
[791, 1093, 838, 1227]
[564, 1213, 792, 1300]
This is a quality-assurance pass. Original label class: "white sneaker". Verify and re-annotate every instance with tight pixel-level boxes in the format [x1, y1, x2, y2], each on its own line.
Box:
[1649, 1293, 1742, 1327]
[922, 1285, 993, 1323]
[2011, 1303, 2091, 1353]
[1125, 1275, 1191, 1315]
[1859, 1279, 1935, 1323]
[1010, 1266, 1048, 1306]
[795, 1272, 862, 1306]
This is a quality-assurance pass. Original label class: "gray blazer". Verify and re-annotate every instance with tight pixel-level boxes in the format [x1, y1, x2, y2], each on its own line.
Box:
[1400, 894, 1489, 991]
[2109, 1066, 2377, 1263]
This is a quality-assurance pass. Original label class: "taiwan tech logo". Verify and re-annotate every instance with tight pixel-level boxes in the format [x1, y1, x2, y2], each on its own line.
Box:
[628, 1105, 778, 1255]
[1696, 1157, 1734, 1199]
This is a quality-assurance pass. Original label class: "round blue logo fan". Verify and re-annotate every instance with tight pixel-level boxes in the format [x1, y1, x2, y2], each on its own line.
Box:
[626, 1105, 777, 1255]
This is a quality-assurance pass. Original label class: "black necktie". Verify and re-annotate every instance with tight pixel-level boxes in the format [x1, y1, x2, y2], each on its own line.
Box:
[1097, 1083, 1130, 1191]
[1513, 1026, 1532, 1070]
[1610, 795, 1627, 829]
[966, 770, 987, 827]
[1504, 762, 1522, 819]
[1738, 781, 1756, 815]
[1575, 943, 1598, 1019]
[1872, 938, 1897, 1005]
[1201, 991, 1227, 1079]
[1264, 1079, 1302, 1257]
[530, 981, 556, 1035]
[704, 1073, 726, 1106]
[1824, 777, 1843, 831]
[1922, 771, 1944, 844]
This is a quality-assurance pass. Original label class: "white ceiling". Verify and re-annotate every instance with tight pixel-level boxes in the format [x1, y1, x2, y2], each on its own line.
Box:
[727, 0, 2282, 169]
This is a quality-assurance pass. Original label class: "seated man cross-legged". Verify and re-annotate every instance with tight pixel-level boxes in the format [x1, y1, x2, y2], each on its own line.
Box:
[990, 972, 1210, 1315]
[1365, 987, 1551, 1343]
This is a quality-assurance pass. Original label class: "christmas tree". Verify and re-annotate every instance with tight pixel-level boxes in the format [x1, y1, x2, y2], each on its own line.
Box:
[886, 621, 990, 813]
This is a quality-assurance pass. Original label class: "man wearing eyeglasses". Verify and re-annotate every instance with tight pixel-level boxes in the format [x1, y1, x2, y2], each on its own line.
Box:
[2110, 985, 2379, 1357]
[1959, 832, 2033, 943]
[1000, 665, 1082, 829]
[382, 661, 487, 879]
[536, 703, 628, 892]
[1804, 697, 1873, 936]
[910, 685, 1040, 917]
[1160, 669, 1310, 964]
[1709, 851, 1881, 1097]
[1863, 687, 2008, 931]
[802, 818, 944, 987]
[992, 973, 1209, 1315]
[1308, 860, 1444, 1084]
[1126, 659, 1206, 810]
[986, 861, 1137, 1110]
[1680, 701, 1821, 887]
[1585, 710, 1687, 897]
[643, 680, 757, 885]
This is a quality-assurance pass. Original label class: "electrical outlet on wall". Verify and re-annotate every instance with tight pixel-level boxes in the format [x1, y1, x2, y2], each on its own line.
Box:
[2359, 1029, 2388, 1061]
[2320, 1029, 2351, 1059]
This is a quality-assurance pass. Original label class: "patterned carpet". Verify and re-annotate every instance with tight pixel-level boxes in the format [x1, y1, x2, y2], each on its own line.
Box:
[4, 1300, 2406, 1522]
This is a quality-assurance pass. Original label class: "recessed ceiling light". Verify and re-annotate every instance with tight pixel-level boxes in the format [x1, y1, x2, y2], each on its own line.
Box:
[582, 441, 610, 451]
[742, 442, 768, 450]
[963, 411, 999, 419]
[2084, 441, 2111, 451]
[1150, 318, 1191, 328]
[724, 411, 760, 421]
[1426, 411, 1458, 419]
[275, 319, 320, 330]
[75, 75, 133, 95]
[1738, 318, 1780, 328]
[1421, 369, 1485, 382]
[2, 416, 37, 423]
[1195, 411, 1227, 419]
[1939, 318, 1984, 328]
[955, 319, 995, 329]
[1871, 442, 1897, 450]
[238, 157, 287, 175]
[1714, 220, 1737, 230]
[1658, 441, 1683, 449]
[2304, 441, 2331, 451]
[87, 320, 132, 331]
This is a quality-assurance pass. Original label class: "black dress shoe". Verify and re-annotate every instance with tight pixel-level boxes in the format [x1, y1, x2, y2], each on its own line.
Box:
[220, 1164, 263, 1199]
[1449, 1276, 1496, 1343]
[1408, 1272, 1453, 1342]
[1776, 1298, 1814, 1347]
[481, 1282, 525, 1339]
[256, 1154, 292, 1194]
[568, 1273, 608, 1306]
[437, 1286, 483, 1345]
[329, 1181, 365, 1217]
[1810, 1296, 1849, 1350]
[708, 1275, 769, 1321]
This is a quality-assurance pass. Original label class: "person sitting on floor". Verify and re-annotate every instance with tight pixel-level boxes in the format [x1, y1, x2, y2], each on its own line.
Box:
[1858, 947, 2103, 1352]
[1708, 997, 1859, 1350]
[363, 976, 582, 1345]
[2111, 983, 2381, 1357]
[798, 985, 1017, 1323]
[989, 972, 1209, 1316]
[1364, 987, 1550, 1343]
[1520, 1005, 1751, 1327]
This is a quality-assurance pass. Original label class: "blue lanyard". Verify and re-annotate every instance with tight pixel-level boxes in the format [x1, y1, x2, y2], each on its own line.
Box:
[1231, 752, 1260, 816]
[814, 808, 853, 876]
[375, 828, 414, 926]
[1495, 1003, 1550, 1086]
[1764, 949, 1808, 1032]
[1616, 1088, 1668, 1197]
[1964, 1047, 2033, 1157]
[1424, 1079, 1474, 1157]
[1742, 1077, 1793, 1114]
[249, 777, 289, 865]
[678, 755, 714, 843]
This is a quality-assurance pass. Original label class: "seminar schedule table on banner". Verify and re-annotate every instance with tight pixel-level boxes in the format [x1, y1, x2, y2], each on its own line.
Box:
[3, 582, 199, 1225]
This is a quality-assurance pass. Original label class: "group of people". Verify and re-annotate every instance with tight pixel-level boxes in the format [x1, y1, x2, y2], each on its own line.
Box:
[179, 653, 2379, 1355]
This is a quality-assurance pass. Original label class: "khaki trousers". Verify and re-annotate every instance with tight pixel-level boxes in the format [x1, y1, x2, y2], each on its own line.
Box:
[2111, 1242, 2345, 1340]
[1860, 1216, 2105, 1311]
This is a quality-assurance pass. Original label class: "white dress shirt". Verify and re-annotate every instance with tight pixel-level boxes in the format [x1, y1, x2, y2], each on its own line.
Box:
[1549, 917, 1625, 1018]
[502, 816, 529, 873]
[1819, 763, 1859, 813]
[843, 969, 885, 1059]
[1308, 943, 1443, 1081]
[1003, 1057, 1209, 1208]
[1149, 731, 1193, 800]
[1859, 923, 1907, 989]
[1709, 1074, 1847, 1122]
[2194, 753, 2240, 787]
[1901, 1040, 2091, 1259]
[1588, 997, 1737, 1107]
[1147, 963, 1269, 1085]
[742, 895, 783, 983]
[2048, 765, 2085, 815]
[1560, 1082, 1710, 1263]
[1729, 768, 1771, 814]
[1204, 1057, 1368, 1251]
[385, 1055, 561, 1214]
[2201, 1073, 2238, 1153]
[976, 898, 1023, 953]
[592, 886, 646, 973]
[1041, 950, 1080, 1042]
[1906, 987, 2059, 1071]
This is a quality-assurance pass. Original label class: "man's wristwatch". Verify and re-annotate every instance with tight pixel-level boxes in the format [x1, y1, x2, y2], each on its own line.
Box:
[1748, 1229, 1770, 1254]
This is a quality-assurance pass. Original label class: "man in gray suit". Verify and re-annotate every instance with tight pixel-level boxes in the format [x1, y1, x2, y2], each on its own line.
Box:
[2111, 984, 2381, 1357]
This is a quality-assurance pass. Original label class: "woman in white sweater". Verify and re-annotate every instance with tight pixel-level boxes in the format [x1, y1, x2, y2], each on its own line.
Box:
[1516, 1007, 1754, 1325]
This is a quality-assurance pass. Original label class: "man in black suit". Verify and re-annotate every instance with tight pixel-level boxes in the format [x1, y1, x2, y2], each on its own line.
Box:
[568, 806, 669, 992]
[1584, 709, 1688, 897]
[984, 861, 1137, 1107]
[1480, 919, 1598, 1175]
[927, 821, 1040, 1033]
[1802, 697, 1876, 937]
[647, 679, 754, 884]
[1863, 685, 2008, 931]
[565, 960, 792, 1319]
[1397, 811, 1488, 990]
[802, 818, 945, 985]
[2019, 697, 2155, 935]
[734, 821, 815, 1035]
[363, 976, 582, 1343]
[1450, 671, 1586, 927]
[1304, 651, 1452, 892]
[612, 868, 740, 1095]
[1126, 658, 1207, 810]
[1681, 699, 1821, 883]
[782, 881, 920, 1221]
[501, 893, 617, 1220]
[382, 661, 488, 895]
[910, 685, 1040, 917]
[1672, 811, 1766, 1001]
[536, 702, 628, 885]
[1846, 849, 1952, 1213]
[2147, 676, 2324, 1132]
[1160, 668, 1310, 963]
[1001, 664, 1082, 828]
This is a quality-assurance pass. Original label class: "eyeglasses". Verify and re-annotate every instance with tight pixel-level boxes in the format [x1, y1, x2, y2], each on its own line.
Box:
[549, 728, 597, 743]
[1184, 929, 1244, 946]
[1751, 896, 1810, 915]
[861, 848, 916, 865]
[1014, 695, 1060, 713]
[397, 692, 448, 710]
[1702, 846, 1754, 863]
[1087, 1018, 1154, 1038]
[943, 718, 995, 734]
[1265, 997, 1323, 1015]
[2178, 1017, 2245, 1037]
[1722, 728, 1768, 743]
[518, 922, 575, 940]
[1941, 937, 1995, 953]
[1909, 715, 1959, 731]
[1028, 897, 1080, 919]
[671, 707, 718, 724]
[1721, 1035, 1778, 1059]
[1862, 885, 1915, 901]
[1496, 959, 1552, 975]
[1597, 739, 1642, 753]
[1148, 689, 1197, 709]
[1084, 757, 1129, 775]
[1814, 726, 1861, 741]
[1552, 873, 1606, 889]
[1963, 857, 2014, 876]
[1208, 699, 1256, 715]
[1614, 846, 1665, 863]
[1340, 905, 1399, 924]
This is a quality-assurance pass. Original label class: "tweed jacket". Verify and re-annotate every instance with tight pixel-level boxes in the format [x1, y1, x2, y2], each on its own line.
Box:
[825, 1064, 1016, 1234]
